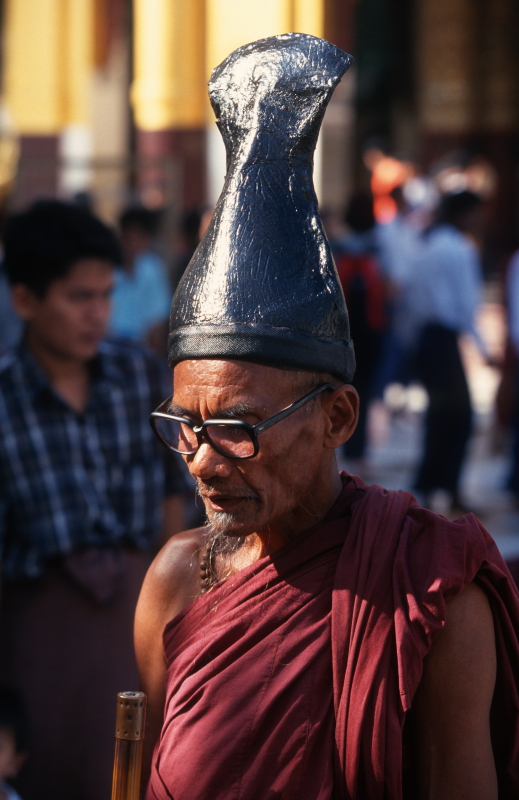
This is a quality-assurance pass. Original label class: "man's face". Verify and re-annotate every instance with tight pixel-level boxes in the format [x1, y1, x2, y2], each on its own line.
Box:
[120, 225, 152, 262]
[172, 359, 352, 541]
[13, 258, 114, 362]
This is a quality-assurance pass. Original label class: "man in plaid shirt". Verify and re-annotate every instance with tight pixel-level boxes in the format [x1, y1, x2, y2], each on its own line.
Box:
[0, 200, 187, 800]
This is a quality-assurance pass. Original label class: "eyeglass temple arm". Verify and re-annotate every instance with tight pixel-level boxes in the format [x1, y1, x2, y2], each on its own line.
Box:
[255, 384, 336, 434]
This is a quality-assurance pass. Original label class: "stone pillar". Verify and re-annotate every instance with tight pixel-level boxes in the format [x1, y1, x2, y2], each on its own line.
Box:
[131, 0, 206, 209]
[3, 0, 99, 206]
[90, 0, 131, 223]
[59, 0, 95, 195]
[3, 0, 65, 203]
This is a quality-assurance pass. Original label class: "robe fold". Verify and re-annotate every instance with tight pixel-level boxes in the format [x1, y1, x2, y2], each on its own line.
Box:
[147, 473, 519, 800]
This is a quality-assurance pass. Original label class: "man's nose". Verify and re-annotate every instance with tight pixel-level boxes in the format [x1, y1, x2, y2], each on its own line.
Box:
[188, 441, 233, 481]
[90, 296, 111, 328]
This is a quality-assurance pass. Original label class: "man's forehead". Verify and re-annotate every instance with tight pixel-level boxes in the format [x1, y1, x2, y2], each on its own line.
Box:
[172, 359, 296, 407]
[173, 358, 293, 384]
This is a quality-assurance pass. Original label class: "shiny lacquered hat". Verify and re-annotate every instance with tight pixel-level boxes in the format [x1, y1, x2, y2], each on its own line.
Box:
[168, 32, 355, 382]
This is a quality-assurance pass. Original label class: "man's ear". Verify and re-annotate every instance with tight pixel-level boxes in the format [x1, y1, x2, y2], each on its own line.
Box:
[322, 384, 359, 449]
[11, 284, 40, 321]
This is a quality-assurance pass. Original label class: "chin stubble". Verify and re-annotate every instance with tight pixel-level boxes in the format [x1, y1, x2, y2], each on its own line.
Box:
[196, 482, 260, 587]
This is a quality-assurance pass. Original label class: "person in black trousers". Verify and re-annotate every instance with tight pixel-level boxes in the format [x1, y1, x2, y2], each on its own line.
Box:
[410, 191, 486, 513]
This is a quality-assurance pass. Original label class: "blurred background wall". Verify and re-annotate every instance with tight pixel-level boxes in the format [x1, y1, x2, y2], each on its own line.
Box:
[0, 0, 517, 268]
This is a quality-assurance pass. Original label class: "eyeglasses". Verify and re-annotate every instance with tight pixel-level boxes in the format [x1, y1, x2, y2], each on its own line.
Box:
[149, 383, 335, 460]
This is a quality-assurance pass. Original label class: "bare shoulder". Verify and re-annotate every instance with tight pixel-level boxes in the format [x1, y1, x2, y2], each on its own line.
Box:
[434, 581, 496, 683]
[134, 528, 206, 674]
[135, 530, 206, 784]
[411, 581, 498, 800]
[138, 527, 207, 629]
[445, 580, 494, 632]
[417, 580, 496, 715]
[134, 527, 206, 704]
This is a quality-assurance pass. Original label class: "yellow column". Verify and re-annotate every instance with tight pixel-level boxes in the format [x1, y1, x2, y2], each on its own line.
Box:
[206, 0, 291, 71]
[206, 0, 325, 203]
[131, 0, 207, 207]
[131, 0, 206, 131]
[3, 0, 66, 134]
[60, 0, 96, 194]
[63, 0, 94, 126]
[293, 0, 324, 38]
[206, 0, 324, 74]
[3, 0, 97, 201]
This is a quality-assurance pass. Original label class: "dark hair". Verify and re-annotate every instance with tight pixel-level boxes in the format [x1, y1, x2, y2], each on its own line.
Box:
[344, 193, 375, 233]
[438, 190, 482, 226]
[119, 206, 162, 237]
[3, 199, 121, 298]
[0, 686, 29, 753]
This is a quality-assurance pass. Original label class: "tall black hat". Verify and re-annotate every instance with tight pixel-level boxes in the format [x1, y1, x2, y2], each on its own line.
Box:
[168, 32, 356, 382]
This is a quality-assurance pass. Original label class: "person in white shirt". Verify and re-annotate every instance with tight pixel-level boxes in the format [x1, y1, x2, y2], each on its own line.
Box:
[408, 190, 485, 513]
[375, 185, 423, 389]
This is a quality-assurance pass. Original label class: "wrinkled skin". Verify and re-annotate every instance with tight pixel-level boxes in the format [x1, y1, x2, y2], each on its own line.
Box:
[170, 359, 359, 552]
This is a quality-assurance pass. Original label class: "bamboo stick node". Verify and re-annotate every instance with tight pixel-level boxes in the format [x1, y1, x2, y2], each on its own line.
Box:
[115, 691, 146, 741]
[111, 691, 147, 800]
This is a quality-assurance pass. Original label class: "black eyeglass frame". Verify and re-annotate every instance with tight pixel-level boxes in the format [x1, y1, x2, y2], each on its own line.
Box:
[149, 383, 336, 460]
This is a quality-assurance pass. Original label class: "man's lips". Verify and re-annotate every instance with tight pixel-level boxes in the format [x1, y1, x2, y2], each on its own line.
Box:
[201, 493, 258, 513]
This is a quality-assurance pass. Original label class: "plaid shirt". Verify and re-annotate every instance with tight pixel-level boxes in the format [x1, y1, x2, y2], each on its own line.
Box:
[0, 339, 187, 580]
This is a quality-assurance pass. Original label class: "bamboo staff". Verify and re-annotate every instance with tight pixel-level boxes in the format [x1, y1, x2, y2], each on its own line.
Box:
[111, 691, 147, 800]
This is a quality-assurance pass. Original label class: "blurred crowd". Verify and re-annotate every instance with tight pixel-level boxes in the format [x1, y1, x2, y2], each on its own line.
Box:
[324, 144, 519, 518]
[0, 145, 517, 798]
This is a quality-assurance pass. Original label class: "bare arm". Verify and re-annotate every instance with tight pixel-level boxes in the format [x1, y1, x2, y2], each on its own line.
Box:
[134, 529, 204, 787]
[412, 581, 497, 800]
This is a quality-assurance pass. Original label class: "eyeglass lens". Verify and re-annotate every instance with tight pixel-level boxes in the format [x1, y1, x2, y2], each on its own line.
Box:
[154, 418, 255, 458]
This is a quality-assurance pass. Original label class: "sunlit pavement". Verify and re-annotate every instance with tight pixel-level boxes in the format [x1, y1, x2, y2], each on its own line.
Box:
[337, 295, 519, 562]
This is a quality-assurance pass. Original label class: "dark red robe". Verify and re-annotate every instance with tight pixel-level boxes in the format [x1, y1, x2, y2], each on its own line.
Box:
[147, 474, 519, 800]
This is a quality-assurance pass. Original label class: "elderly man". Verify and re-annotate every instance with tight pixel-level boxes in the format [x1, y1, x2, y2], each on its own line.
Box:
[136, 34, 519, 799]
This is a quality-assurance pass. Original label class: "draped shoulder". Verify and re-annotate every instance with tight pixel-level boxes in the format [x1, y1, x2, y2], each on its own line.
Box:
[332, 476, 519, 799]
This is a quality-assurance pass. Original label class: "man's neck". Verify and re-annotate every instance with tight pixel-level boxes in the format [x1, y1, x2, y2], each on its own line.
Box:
[258, 467, 343, 551]
[214, 467, 343, 579]
[26, 332, 91, 414]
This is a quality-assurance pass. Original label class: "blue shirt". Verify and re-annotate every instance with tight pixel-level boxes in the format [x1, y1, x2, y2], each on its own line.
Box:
[0, 339, 187, 579]
[376, 215, 422, 285]
[110, 251, 172, 341]
[406, 224, 486, 354]
[0, 264, 22, 352]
